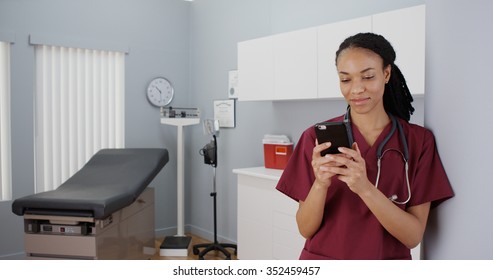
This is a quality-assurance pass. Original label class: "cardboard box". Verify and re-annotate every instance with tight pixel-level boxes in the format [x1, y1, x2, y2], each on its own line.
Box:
[263, 135, 293, 170]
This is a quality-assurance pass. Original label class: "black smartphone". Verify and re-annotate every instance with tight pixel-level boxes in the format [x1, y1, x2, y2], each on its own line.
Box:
[314, 122, 353, 156]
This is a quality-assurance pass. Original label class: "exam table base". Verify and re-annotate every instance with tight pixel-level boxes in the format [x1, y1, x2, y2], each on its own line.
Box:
[22, 188, 155, 260]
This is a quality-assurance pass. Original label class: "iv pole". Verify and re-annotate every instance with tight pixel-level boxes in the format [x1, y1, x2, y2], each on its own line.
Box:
[192, 120, 237, 259]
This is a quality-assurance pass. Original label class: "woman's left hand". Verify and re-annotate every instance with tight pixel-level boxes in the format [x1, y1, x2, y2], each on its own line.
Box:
[326, 142, 373, 195]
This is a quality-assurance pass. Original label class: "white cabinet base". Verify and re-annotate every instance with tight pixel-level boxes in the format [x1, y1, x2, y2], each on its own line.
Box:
[234, 167, 304, 260]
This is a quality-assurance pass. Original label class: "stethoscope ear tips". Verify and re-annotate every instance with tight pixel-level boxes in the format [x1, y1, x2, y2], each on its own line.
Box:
[389, 194, 398, 201]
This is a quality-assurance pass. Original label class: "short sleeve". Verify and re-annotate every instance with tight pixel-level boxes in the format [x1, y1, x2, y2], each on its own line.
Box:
[409, 129, 454, 208]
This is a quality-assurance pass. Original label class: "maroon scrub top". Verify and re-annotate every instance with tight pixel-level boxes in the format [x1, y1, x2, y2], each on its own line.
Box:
[276, 114, 454, 260]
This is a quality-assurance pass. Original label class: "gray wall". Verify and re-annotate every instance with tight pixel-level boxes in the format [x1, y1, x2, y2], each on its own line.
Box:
[0, 0, 191, 258]
[423, 0, 493, 259]
[3, 0, 488, 260]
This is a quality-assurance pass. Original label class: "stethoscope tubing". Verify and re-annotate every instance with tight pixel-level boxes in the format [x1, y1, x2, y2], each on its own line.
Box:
[344, 108, 411, 204]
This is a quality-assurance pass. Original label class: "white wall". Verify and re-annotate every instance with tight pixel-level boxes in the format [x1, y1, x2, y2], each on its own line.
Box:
[423, 0, 493, 259]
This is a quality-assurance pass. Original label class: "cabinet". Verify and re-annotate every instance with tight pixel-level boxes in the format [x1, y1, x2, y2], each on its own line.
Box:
[237, 5, 425, 101]
[238, 28, 317, 101]
[317, 16, 372, 98]
[234, 167, 305, 260]
[237, 36, 274, 101]
[273, 27, 318, 100]
[373, 5, 426, 95]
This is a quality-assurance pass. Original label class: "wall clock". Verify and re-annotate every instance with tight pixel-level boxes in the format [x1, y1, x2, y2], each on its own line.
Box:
[147, 77, 174, 107]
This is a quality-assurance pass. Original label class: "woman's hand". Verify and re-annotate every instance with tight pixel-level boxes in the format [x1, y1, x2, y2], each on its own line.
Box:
[311, 140, 348, 190]
[298, 140, 348, 239]
[320, 142, 431, 248]
[325, 142, 373, 195]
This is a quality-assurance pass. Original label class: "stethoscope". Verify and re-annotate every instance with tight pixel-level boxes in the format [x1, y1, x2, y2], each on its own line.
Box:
[344, 108, 411, 205]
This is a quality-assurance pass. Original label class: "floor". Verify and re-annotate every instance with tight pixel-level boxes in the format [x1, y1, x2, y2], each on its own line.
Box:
[151, 234, 238, 260]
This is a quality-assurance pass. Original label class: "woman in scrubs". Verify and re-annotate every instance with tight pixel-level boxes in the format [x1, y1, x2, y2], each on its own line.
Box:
[276, 33, 454, 260]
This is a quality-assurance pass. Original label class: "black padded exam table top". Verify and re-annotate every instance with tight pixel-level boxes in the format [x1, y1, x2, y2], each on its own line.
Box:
[12, 148, 169, 219]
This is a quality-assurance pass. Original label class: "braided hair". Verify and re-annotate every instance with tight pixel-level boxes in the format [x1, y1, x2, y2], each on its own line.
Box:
[335, 32, 414, 122]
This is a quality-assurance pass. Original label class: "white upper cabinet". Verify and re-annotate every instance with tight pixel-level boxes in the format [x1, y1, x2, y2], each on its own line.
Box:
[373, 5, 426, 95]
[237, 28, 317, 101]
[237, 5, 425, 101]
[273, 27, 318, 100]
[237, 36, 274, 101]
[317, 16, 372, 99]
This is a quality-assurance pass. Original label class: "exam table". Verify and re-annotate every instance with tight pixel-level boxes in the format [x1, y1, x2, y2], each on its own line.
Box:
[11, 148, 169, 260]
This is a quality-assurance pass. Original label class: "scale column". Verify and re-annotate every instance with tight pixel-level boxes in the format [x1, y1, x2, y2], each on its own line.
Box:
[160, 117, 200, 256]
[176, 124, 185, 236]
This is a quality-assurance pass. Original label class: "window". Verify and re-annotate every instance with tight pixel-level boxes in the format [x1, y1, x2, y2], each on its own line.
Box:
[34, 45, 125, 193]
[0, 41, 12, 201]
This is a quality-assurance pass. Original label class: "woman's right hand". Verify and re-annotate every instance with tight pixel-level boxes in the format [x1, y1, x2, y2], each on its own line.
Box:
[311, 140, 340, 189]
[312, 140, 345, 188]
[298, 140, 346, 239]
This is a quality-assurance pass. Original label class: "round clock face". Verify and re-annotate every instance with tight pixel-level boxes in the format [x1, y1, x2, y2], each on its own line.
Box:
[147, 77, 174, 107]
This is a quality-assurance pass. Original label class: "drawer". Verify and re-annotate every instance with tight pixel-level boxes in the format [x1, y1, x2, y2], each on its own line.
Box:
[25, 234, 96, 258]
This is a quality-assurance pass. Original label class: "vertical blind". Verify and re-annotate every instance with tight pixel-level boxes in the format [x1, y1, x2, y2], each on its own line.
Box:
[0, 41, 11, 201]
[35, 45, 125, 193]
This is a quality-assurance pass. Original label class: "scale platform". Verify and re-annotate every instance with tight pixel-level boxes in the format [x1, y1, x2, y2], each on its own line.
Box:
[160, 236, 192, 257]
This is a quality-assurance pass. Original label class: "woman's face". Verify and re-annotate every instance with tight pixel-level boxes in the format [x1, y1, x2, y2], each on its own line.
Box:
[336, 47, 391, 115]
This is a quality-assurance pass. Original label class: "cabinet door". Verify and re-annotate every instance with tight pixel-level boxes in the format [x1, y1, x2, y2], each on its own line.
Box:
[237, 174, 275, 259]
[237, 36, 274, 101]
[373, 5, 425, 95]
[273, 27, 318, 100]
[271, 190, 305, 260]
[318, 16, 372, 99]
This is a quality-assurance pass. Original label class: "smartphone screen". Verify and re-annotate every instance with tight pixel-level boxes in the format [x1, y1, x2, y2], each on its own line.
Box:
[314, 122, 352, 156]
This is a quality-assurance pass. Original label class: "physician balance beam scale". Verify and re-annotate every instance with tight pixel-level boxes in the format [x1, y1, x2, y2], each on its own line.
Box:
[160, 107, 200, 256]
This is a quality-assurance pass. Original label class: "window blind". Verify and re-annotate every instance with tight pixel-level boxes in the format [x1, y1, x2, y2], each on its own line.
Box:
[34, 45, 125, 193]
[0, 41, 11, 201]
